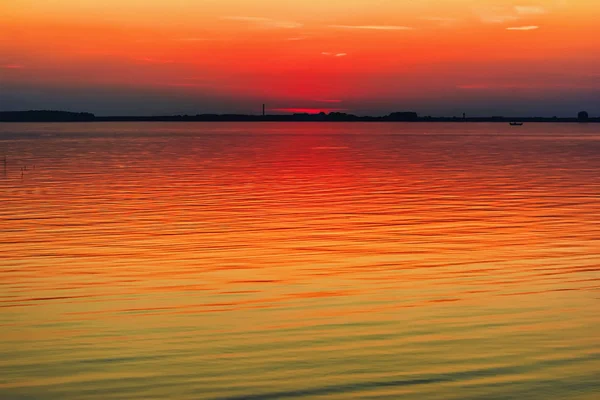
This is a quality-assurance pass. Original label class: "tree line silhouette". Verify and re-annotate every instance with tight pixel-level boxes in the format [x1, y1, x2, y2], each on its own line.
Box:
[0, 110, 597, 123]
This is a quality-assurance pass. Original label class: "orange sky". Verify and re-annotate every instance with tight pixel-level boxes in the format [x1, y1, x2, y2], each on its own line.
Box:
[1, 0, 599, 116]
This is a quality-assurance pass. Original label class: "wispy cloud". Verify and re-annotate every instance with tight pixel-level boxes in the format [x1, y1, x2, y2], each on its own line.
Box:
[221, 16, 302, 29]
[329, 25, 413, 31]
[506, 25, 539, 31]
[478, 5, 548, 24]
[479, 14, 520, 24]
[321, 52, 347, 57]
[515, 6, 547, 15]
[1, 64, 24, 69]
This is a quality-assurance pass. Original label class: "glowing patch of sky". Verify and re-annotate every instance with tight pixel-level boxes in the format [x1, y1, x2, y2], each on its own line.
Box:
[1, 0, 599, 116]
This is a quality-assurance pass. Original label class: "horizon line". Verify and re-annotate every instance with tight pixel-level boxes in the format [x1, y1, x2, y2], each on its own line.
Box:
[0, 110, 597, 122]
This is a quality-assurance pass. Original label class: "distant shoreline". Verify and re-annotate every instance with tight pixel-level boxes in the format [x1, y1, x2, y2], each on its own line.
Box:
[1, 110, 598, 123]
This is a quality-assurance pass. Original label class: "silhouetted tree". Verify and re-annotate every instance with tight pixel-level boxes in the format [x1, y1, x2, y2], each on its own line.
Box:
[386, 112, 418, 121]
[578, 111, 589, 121]
[0, 110, 95, 122]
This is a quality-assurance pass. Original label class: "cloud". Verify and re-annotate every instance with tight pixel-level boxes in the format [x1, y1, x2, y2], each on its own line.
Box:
[515, 6, 547, 15]
[1, 64, 24, 69]
[480, 14, 520, 23]
[321, 52, 347, 57]
[221, 16, 302, 29]
[329, 25, 413, 31]
[478, 4, 548, 24]
[506, 25, 539, 30]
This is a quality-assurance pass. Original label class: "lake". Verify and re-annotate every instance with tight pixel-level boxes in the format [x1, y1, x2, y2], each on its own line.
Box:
[1, 122, 599, 399]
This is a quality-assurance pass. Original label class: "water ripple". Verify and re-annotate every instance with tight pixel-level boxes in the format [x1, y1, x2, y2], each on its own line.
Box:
[1, 122, 599, 399]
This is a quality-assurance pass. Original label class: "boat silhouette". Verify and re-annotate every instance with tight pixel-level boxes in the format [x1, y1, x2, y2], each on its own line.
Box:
[509, 122, 524, 126]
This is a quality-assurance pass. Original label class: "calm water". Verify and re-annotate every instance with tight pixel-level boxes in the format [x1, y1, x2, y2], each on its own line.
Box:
[1, 122, 599, 399]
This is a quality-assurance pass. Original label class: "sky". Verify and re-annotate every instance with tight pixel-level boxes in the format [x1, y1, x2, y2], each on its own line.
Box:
[1, 0, 599, 116]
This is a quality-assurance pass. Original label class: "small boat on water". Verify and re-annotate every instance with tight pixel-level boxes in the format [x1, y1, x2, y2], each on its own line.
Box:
[509, 122, 524, 126]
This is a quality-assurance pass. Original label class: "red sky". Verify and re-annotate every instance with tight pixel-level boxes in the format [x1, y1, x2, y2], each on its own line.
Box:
[1, 0, 599, 116]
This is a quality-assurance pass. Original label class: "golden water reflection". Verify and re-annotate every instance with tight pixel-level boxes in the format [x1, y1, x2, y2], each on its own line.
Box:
[1, 123, 599, 399]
